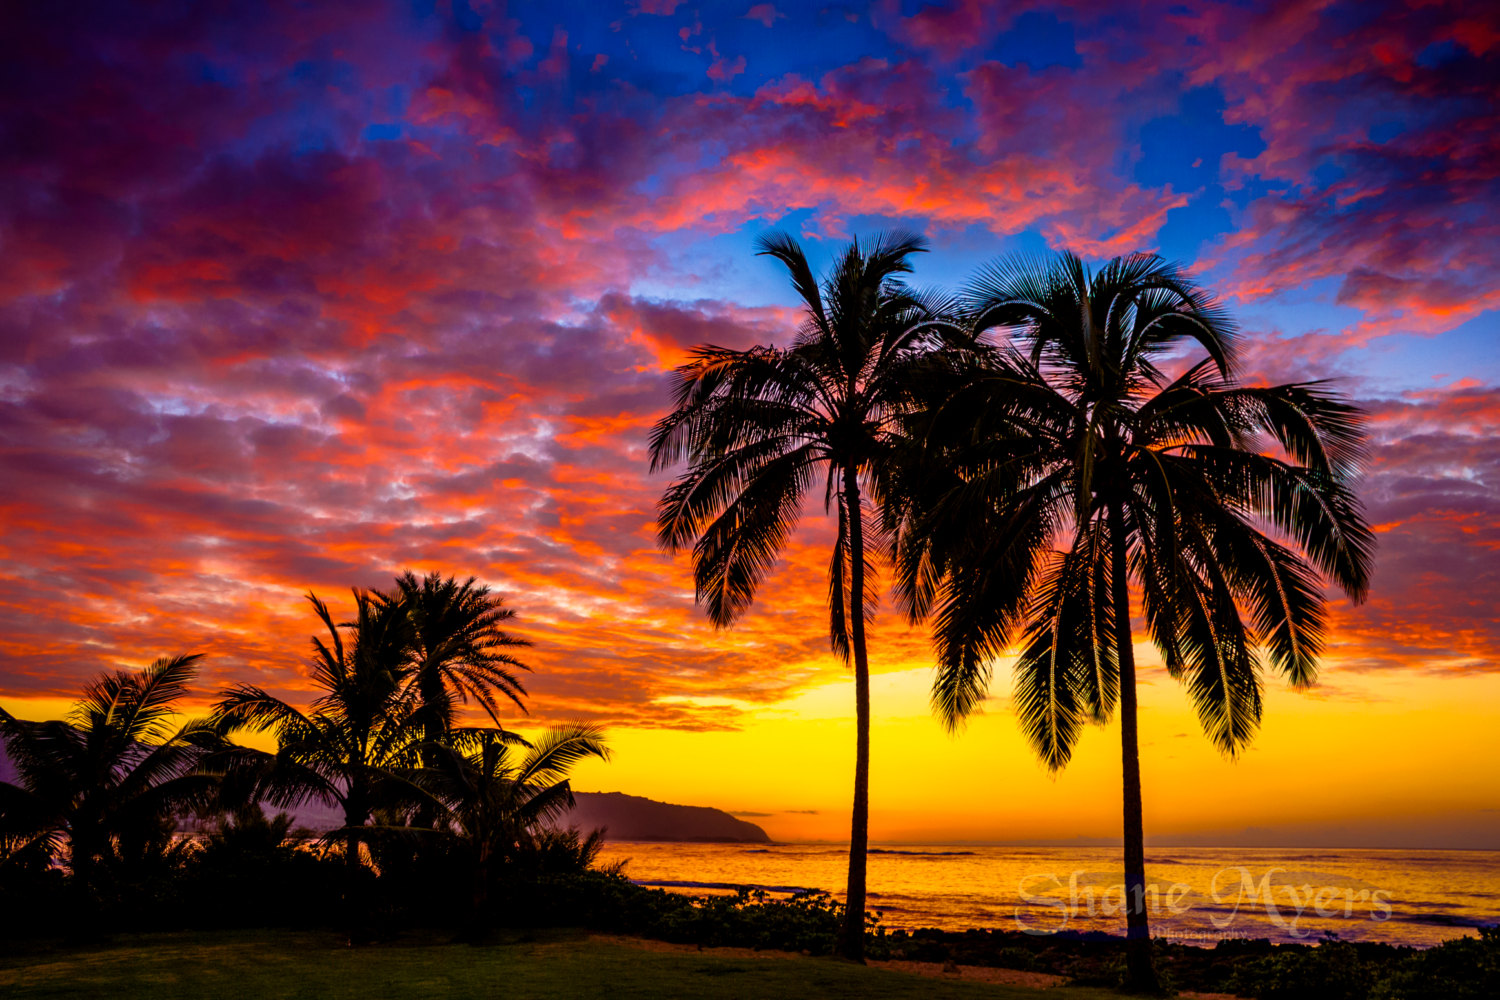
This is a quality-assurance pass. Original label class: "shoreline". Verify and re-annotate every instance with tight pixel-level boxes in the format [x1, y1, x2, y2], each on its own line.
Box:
[598, 840, 1495, 950]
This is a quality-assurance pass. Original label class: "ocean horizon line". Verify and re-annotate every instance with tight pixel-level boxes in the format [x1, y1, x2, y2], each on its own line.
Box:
[605, 838, 1500, 852]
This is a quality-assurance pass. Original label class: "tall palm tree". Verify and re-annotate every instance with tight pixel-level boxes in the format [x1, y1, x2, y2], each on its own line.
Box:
[0, 655, 221, 913]
[648, 230, 959, 961]
[427, 724, 609, 921]
[381, 571, 532, 743]
[894, 252, 1374, 992]
[212, 590, 433, 935]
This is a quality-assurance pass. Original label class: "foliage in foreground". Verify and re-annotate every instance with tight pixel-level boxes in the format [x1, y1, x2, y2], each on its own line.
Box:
[511, 872, 868, 955]
[1222, 928, 1500, 1000]
[3, 827, 1496, 998]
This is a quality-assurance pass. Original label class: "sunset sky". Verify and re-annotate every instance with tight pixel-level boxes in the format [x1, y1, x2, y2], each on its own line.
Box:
[1, 1, 1496, 847]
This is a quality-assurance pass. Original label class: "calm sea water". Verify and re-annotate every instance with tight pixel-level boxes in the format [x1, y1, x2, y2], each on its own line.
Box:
[596, 842, 1500, 948]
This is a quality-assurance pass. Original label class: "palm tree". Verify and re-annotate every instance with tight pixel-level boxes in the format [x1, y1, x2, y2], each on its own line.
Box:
[212, 590, 433, 937]
[648, 230, 960, 961]
[0, 654, 222, 919]
[894, 252, 1374, 992]
[426, 724, 609, 922]
[381, 571, 532, 744]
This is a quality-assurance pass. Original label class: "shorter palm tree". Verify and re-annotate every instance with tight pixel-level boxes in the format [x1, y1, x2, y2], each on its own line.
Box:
[212, 591, 433, 938]
[382, 571, 533, 742]
[378, 571, 533, 832]
[0, 654, 222, 924]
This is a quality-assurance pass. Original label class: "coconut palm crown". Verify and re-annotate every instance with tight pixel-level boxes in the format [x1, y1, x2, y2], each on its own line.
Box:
[381, 571, 533, 741]
[892, 250, 1375, 991]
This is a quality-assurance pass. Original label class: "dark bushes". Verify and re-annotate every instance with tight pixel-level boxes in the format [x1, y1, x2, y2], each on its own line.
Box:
[1223, 928, 1500, 1000]
[500, 870, 858, 954]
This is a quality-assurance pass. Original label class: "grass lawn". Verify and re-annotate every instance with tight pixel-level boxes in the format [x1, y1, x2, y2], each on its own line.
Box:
[0, 929, 1123, 999]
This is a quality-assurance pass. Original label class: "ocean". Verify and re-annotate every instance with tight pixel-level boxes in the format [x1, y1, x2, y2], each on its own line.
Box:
[595, 842, 1500, 948]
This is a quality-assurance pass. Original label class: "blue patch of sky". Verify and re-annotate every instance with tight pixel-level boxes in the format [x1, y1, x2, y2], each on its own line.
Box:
[288, 58, 357, 91]
[1415, 38, 1467, 70]
[1134, 86, 1265, 190]
[989, 11, 1081, 70]
[380, 85, 412, 119]
[1318, 0, 1387, 39]
[188, 55, 241, 88]
[916, 226, 1054, 290]
[1223, 279, 1499, 394]
[632, 212, 1060, 316]
[361, 122, 403, 142]
[1223, 172, 1285, 213]
[1127, 86, 1266, 260]
[443, 0, 484, 34]
[211, 23, 436, 164]
[1237, 276, 1367, 336]
[1360, 310, 1500, 392]
[1155, 190, 1234, 265]
[502, 1, 903, 103]
[1312, 160, 1348, 187]
[629, 211, 829, 309]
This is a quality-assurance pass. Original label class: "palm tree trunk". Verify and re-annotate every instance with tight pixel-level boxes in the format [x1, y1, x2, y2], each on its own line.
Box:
[343, 793, 365, 947]
[68, 827, 104, 942]
[839, 465, 871, 963]
[415, 668, 444, 831]
[421, 668, 445, 748]
[1108, 501, 1160, 994]
[471, 840, 491, 937]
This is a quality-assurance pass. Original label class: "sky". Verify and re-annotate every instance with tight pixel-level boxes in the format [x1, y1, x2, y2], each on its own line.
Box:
[1, 0, 1497, 847]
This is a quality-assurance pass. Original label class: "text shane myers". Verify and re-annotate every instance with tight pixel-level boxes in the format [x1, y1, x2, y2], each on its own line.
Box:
[1015, 867, 1394, 937]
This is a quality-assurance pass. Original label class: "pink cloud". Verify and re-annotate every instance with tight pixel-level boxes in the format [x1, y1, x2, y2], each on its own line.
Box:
[708, 53, 747, 82]
[744, 4, 784, 29]
[633, 0, 684, 15]
[1, 0, 1497, 729]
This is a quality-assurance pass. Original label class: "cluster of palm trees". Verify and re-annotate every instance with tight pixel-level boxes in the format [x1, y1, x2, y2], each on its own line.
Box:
[650, 234, 1374, 989]
[0, 572, 609, 937]
[0, 236, 1375, 988]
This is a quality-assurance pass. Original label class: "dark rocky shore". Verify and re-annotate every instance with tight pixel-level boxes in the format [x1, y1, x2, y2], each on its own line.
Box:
[878, 925, 1498, 997]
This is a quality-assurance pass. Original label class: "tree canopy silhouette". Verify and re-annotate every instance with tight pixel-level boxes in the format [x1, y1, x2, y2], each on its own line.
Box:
[212, 590, 436, 938]
[0, 654, 223, 925]
[381, 571, 533, 742]
[649, 230, 961, 960]
[893, 251, 1374, 991]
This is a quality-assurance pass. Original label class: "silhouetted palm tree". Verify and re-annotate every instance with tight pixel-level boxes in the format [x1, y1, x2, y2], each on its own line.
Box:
[648, 230, 960, 961]
[427, 724, 609, 921]
[894, 252, 1374, 992]
[213, 591, 433, 938]
[0, 654, 221, 920]
[381, 571, 532, 743]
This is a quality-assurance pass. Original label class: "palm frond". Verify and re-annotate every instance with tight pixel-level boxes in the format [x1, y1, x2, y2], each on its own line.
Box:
[690, 444, 817, 626]
[516, 724, 611, 787]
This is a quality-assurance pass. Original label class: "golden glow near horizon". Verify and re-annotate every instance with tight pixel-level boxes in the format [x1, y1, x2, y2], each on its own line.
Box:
[559, 660, 1500, 846]
[5, 641, 1498, 847]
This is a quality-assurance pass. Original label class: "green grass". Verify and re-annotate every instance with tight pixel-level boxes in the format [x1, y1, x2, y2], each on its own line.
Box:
[0, 929, 1121, 999]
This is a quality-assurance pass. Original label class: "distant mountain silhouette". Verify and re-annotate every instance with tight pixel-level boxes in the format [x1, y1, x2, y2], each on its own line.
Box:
[562, 791, 771, 843]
